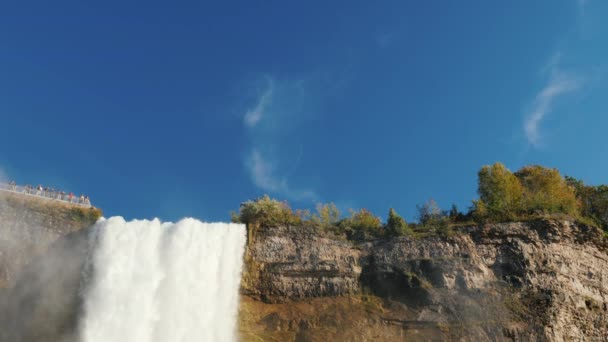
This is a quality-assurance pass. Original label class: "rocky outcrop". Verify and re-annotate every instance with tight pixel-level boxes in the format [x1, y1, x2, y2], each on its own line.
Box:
[240, 221, 608, 341]
[468, 221, 608, 341]
[0, 192, 100, 288]
[0, 193, 99, 342]
[242, 225, 362, 302]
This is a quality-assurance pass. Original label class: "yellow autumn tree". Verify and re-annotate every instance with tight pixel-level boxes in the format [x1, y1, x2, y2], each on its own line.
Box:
[515, 165, 580, 216]
[475, 162, 524, 221]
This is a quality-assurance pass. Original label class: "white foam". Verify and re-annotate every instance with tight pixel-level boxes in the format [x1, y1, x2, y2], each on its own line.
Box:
[80, 217, 246, 342]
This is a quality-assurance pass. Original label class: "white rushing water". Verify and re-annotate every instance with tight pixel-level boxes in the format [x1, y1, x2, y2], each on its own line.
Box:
[80, 217, 247, 342]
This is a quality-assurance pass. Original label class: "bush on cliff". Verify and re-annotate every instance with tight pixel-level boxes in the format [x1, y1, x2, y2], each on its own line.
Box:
[416, 199, 446, 226]
[473, 163, 581, 223]
[231, 162, 607, 239]
[566, 177, 608, 231]
[385, 208, 410, 237]
[69, 207, 103, 224]
[412, 199, 455, 237]
[310, 202, 341, 230]
[232, 195, 301, 227]
[474, 163, 524, 222]
[515, 165, 579, 217]
[339, 208, 383, 240]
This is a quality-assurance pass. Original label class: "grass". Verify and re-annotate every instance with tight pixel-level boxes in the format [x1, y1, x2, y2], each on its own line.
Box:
[1, 191, 102, 227]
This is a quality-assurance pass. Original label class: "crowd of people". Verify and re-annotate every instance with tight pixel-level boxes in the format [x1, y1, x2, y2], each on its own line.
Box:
[4, 180, 91, 206]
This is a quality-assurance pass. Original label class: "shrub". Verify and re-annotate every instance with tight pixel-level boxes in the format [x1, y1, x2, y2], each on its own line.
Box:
[340, 208, 383, 240]
[310, 202, 341, 230]
[417, 199, 445, 226]
[69, 207, 102, 225]
[566, 177, 608, 231]
[233, 195, 301, 227]
[385, 208, 410, 237]
[448, 203, 468, 223]
[515, 165, 579, 217]
[476, 163, 524, 221]
[474, 163, 583, 223]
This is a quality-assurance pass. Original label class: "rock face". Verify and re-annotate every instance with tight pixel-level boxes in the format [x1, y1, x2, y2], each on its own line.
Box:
[0, 192, 100, 288]
[0, 193, 100, 342]
[240, 221, 608, 341]
[242, 225, 362, 302]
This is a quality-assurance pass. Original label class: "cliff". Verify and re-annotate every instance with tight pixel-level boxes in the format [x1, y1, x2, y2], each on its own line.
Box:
[0, 192, 100, 288]
[0, 194, 607, 341]
[239, 221, 608, 341]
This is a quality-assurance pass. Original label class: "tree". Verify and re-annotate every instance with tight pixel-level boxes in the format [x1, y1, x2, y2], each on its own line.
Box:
[385, 208, 409, 237]
[340, 208, 383, 240]
[236, 195, 301, 227]
[311, 202, 341, 229]
[417, 199, 444, 226]
[515, 165, 579, 216]
[476, 162, 524, 221]
[448, 204, 467, 223]
[566, 176, 608, 231]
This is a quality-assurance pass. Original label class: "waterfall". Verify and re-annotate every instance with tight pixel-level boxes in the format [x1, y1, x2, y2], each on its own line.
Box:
[80, 217, 247, 342]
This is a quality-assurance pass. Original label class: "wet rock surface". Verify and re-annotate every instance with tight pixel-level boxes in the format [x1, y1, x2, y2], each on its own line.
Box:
[0, 192, 98, 288]
[241, 221, 608, 341]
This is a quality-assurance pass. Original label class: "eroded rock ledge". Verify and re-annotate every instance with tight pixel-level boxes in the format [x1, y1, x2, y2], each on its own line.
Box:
[240, 221, 608, 341]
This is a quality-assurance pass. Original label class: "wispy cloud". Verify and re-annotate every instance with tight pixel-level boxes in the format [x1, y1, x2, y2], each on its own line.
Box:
[242, 76, 319, 202]
[246, 149, 316, 201]
[247, 149, 283, 193]
[524, 55, 583, 147]
[243, 78, 273, 127]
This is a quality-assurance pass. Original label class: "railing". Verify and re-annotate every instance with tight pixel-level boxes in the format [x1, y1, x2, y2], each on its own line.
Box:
[0, 182, 92, 208]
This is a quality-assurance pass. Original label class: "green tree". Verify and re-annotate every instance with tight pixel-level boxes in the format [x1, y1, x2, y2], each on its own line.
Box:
[448, 204, 467, 223]
[311, 202, 341, 229]
[235, 195, 301, 227]
[476, 162, 524, 221]
[566, 176, 608, 231]
[385, 208, 409, 237]
[340, 208, 383, 239]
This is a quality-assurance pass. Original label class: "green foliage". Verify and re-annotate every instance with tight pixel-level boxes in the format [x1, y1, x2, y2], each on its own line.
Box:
[515, 165, 579, 216]
[476, 163, 524, 221]
[448, 204, 468, 223]
[411, 199, 456, 237]
[416, 199, 445, 226]
[310, 202, 341, 229]
[229, 162, 607, 241]
[234, 195, 301, 227]
[385, 208, 410, 237]
[339, 208, 383, 240]
[566, 176, 608, 231]
[69, 207, 102, 225]
[474, 163, 582, 223]
[575, 215, 599, 228]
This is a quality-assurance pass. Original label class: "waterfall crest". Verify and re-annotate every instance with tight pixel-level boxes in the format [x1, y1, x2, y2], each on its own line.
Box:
[80, 217, 246, 342]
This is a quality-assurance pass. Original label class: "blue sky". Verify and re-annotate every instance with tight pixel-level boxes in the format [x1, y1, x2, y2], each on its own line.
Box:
[1, 1, 607, 222]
